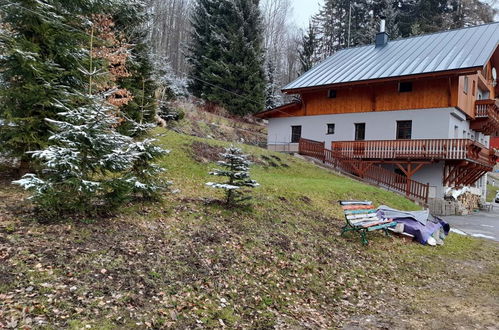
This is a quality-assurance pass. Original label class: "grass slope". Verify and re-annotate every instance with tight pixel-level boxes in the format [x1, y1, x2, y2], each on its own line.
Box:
[0, 129, 498, 329]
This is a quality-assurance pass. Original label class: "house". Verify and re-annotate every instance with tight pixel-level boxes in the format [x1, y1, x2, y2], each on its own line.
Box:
[255, 21, 499, 203]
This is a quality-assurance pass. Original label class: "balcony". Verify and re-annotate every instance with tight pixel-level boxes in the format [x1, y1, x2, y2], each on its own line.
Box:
[331, 139, 497, 167]
[471, 99, 499, 135]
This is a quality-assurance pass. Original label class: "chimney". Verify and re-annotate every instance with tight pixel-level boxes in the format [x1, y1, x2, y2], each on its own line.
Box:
[375, 17, 389, 48]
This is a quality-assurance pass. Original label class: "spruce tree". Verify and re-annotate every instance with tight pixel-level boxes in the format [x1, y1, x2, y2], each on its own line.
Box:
[298, 22, 319, 74]
[188, 0, 266, 116]
[187, 0, 219, 98]
[206, 146, 259, 205]
[0, 0, 89, 171]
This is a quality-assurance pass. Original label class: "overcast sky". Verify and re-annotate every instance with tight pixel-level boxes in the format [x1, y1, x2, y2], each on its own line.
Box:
[291, 0, 323, 29]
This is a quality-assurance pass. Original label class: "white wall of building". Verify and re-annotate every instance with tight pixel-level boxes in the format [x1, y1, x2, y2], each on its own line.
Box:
[267, 107, 488, 147]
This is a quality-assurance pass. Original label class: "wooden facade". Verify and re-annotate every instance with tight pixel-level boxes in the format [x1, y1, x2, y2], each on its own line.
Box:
[256, 61, 498, 120]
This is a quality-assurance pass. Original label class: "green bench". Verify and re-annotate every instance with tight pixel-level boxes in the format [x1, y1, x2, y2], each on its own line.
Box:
[339, 200, 396, 245]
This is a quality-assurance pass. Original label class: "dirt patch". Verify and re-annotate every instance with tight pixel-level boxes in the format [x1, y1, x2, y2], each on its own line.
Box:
[191, 141, 225, 163]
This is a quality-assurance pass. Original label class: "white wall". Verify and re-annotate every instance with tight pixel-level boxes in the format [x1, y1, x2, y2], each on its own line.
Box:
[267, 107, 487, 147]
[448, 109, 489, 146]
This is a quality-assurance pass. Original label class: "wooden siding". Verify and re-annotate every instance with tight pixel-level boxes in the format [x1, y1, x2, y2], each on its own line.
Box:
[299, 77, 460, 116]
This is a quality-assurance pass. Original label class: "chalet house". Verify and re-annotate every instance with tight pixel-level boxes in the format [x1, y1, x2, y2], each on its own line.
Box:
[255, 21, 499, 203]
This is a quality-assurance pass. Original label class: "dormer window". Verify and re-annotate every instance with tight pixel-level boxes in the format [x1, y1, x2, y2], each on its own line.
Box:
[327, 89, 337, 98]
[398, 82, 413, 93]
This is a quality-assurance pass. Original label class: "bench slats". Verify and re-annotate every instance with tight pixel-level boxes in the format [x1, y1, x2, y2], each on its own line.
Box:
[347, 213, 378, 220]
[344, 209, 377, 215]
[339, 200, 395, 245]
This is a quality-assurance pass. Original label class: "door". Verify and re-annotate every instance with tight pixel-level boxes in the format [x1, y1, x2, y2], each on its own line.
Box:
[354, 123, 366, 156]
[291, 125, 302, 143]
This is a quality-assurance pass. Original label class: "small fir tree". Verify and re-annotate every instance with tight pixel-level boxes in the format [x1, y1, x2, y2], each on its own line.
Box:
[206, 146, 259, 205]
[12, 15, 169, 218]
[12, 90, 169, 217]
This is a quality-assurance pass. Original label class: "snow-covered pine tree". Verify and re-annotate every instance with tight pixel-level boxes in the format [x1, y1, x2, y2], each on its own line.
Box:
[206, 146, 259, 205]
[12, 89, 169, 217]
[12, 11, 169, 218]
[264, 58, 281, 110]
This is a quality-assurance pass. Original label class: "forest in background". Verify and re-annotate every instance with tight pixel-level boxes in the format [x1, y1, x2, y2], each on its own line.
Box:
[147, 0, 498, 114]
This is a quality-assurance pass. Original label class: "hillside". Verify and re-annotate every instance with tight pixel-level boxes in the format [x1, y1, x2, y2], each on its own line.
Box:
[0, 129, 498, 329]
[165, 100, 267, 147]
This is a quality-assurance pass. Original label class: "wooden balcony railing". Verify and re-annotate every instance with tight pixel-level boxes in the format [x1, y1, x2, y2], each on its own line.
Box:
[331, 139, 496, 167]
[472, 99, 499, 135]
[299, 138, 429, 203]
[475, 99, 499, 117]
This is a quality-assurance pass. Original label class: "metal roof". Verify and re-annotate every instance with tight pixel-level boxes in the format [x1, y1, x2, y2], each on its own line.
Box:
[283, 22, 499, 92]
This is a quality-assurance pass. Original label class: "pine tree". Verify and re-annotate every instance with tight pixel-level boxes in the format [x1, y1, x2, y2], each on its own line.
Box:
[0, 0, 89, 171]
[187, 0, 219, 98]
[12, 40, 169, 218]
[206, 146, 259, 205]
[188, 0, 266, 116]
[298, 22, 319, 74]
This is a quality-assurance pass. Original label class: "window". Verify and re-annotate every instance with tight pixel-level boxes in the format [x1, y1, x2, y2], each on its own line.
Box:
[463, 76, 469, 94]
[327, 123, 335, 134]
[396, 121, 412, 140]
[398, 82, 413, 93]
[327, 89, 337, 98]
[291, 125, 302, 143]
[472, 80, 476, 96]
[354, 123, 365, 141]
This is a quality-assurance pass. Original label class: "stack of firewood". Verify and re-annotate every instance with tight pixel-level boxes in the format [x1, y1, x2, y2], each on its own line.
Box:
[457, 192, 481, 212]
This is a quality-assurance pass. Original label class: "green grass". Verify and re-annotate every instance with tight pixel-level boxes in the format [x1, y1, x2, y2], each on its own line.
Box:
[1, 128, 498, 329]
[155, 129, 419, 218]
[487, 184, 498, 202]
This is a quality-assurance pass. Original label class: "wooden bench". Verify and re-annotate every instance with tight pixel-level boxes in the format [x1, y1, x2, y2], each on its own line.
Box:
[339, 200, 396, 245]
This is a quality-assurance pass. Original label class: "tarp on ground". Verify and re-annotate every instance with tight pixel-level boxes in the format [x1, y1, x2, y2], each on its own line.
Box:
[377, 206, 450, 245]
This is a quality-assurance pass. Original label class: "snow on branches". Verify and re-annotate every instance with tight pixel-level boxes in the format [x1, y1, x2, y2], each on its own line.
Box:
[206, 146, 259, 205]
[13, 90, 170, 218]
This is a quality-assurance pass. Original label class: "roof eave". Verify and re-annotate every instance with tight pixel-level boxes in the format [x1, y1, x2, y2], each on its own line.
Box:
[281, 66, 483, 94]
[253, 102, 302, 119]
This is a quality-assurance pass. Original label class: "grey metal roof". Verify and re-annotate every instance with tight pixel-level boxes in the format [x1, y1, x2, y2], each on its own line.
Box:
[283, 22, 499, 92]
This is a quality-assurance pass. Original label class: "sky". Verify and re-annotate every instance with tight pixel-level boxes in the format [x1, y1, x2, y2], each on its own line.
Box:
[291, 0, 323, 29]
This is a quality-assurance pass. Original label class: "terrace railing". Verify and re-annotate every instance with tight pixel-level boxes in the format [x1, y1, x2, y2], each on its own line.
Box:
[299, 138, 429, 203]
[331, 139, 496, 167]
